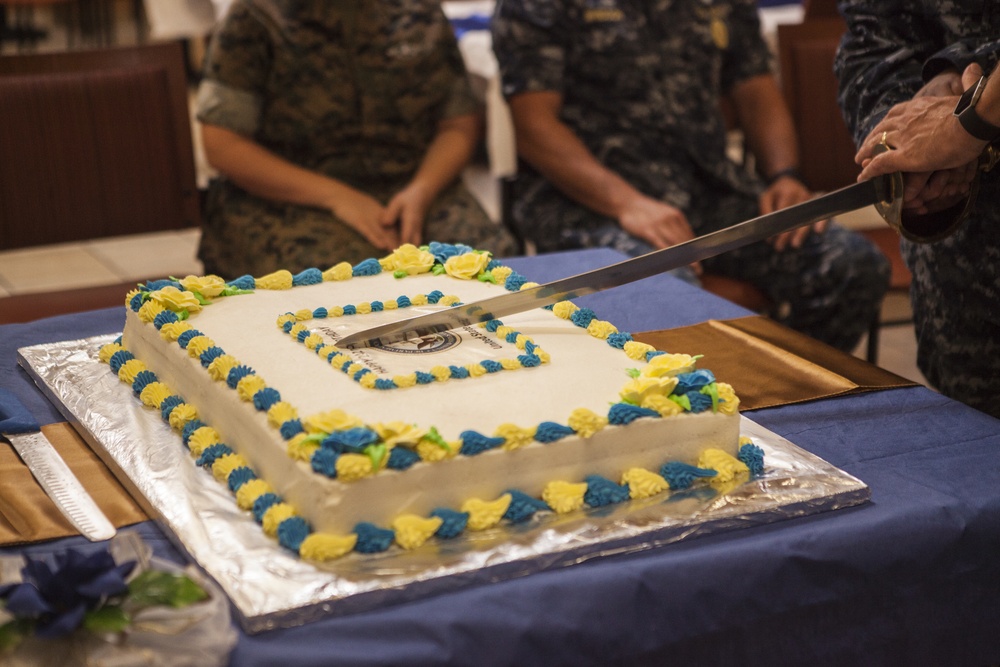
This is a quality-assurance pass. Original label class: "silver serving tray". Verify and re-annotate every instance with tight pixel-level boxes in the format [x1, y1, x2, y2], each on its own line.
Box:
[19, 335, 869, 634]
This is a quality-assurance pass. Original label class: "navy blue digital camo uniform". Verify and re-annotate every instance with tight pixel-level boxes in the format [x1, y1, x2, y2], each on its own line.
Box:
[493, 0, 890, 351]
[836, 0, 1000, 417]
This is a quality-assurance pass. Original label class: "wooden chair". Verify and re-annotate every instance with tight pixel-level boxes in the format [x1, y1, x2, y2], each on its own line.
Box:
[777, 13, 912, 363]
[0, 40, 199, 249]
[0, 41, 199, 322]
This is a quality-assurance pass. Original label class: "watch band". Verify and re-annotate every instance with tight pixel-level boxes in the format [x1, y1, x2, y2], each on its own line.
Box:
[954, 75, 1000, 142]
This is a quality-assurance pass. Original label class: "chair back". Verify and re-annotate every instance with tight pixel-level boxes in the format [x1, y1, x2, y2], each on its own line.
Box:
[0, 41, 199, 250]
[777, 16, 859, 192]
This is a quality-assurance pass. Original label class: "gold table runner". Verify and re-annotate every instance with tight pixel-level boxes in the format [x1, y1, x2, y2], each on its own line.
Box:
[2, 315, 914, 546]
[634, 315, 917, 411]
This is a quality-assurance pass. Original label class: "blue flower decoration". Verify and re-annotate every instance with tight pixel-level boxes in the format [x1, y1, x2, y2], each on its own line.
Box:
[428, 241, 474, 264]
[0, 549, 135, 638]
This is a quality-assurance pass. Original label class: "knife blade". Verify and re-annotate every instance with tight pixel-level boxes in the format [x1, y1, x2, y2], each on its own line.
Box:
[337, 171, 902, 350]
[0, 388, 116, 542]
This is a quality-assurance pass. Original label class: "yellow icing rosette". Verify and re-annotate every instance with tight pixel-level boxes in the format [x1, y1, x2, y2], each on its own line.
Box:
[619, 375, 678, 405]
[98, 342, 123, 364]
[261, 503, 297, 536]
[187, 426, 221, 457]
[159, 321, 193, 341]
[117, 358, 146, 384]
[300, 533, 358, 561]
[567, 408, 608, 438]
[587, 319, 618, 340]
[305, 409, 363, 433]
[392, 514, 444, 550]
[461, 495, 512, 531]
[496, 423, 535, 450]
[167, 403, 198, 432]
[621, 468, 669, 499]
[336, 453, 374, 481]
[322, 262, 353, 282]
[490, 265, 513, 285]
[256, 269, 293, 290]
[697, 448, 749, 483]
[444, 251, 491, 280]
[643, 353, 698, 378]
[622, 340, 656, 360]
[542, 480, 588, 513]
[716, 382, 741, 415]
[641, 393, 684, 418]
[179, 274, 226, 299]
[139, 382, 172, 410]
[381, 244, 435, 275]
[207, 354, 239, 382]
[551, 301, 579, 320]
[267, 401, 298, 429]
[236, 375, 267, 402]
[149, 286, 202, 314]
[286, 433, 319, 462]
[374, 421, 425, 448]
[137, 299, 165, 323]
[212, 453, 249, 483]
[236, 479, 274, 511]
[185, 335, 215, 359]
[416, 438, 456, 462]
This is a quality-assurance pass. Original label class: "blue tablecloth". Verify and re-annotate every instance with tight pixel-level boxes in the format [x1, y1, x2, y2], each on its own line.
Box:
[3, 248, 999, 666]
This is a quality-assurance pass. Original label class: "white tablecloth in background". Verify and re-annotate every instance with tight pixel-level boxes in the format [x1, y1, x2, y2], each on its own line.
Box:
[142, 0, 231, 41]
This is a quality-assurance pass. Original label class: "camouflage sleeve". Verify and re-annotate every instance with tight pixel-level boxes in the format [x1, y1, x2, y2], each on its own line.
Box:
[195, 1, 272, 136]
[719, 0, 772, 94]
[492, 0, 569, 98]
[923, 41, 1000, 81]
[835, 0, 999, 146]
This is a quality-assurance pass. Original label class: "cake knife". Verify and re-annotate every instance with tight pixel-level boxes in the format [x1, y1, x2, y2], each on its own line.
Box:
[336, 171, 905, 350]
[0, 388, 117, 542]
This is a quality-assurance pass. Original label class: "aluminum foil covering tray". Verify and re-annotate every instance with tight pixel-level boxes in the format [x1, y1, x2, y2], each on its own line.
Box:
[19, 335, 869, 634]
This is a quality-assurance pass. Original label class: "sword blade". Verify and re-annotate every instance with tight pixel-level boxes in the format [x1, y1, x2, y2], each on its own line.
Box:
[337, 178, 885, 349]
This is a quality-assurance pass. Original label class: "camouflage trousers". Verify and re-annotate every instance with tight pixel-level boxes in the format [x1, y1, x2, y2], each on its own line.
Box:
[199, 178, 519, 277]
[902, 176, 1000, 418]
[517, 185, 891, 352]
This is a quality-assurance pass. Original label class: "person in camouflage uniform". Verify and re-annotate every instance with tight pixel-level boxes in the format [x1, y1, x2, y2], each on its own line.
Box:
[836, 0, 1000, 418]
[195, 0, 518, 277]
[491, 0, 890, 352]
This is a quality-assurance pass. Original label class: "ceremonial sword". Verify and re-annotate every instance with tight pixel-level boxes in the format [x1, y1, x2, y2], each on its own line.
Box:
[336, 171, 905, 350]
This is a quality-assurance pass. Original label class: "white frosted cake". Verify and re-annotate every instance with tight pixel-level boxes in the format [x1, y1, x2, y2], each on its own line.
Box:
[101, 243, 761, 561]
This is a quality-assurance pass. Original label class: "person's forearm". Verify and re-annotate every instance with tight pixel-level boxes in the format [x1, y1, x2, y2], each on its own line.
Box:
[201, 123, 355, 211]
[407, 113, 482, 198]
[730, 75, 800, 180]
[509, 92, 640, 218]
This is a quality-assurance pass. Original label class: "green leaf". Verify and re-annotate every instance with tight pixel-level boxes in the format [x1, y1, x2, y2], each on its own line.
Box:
[626, 368, 641, 378]
[128, 571, 208, 610]
[83, 605, 130, 634]
[424, 426, 451, 452]
[0, 619, 32, 653]
[700, 382, 720, 412]
[364, 443, 387, 470]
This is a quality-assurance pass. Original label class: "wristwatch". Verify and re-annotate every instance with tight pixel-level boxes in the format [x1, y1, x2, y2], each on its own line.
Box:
[953, 74, 1000, 142]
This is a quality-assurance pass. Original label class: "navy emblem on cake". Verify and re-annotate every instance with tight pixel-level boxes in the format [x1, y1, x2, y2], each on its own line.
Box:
[372, 332, 461, 354]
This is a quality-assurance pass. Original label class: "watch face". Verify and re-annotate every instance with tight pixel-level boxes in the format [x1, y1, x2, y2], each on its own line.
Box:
[953, 74, 1000, 141]
[953, 76, 984, 116]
